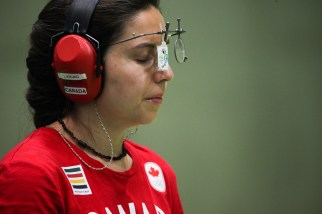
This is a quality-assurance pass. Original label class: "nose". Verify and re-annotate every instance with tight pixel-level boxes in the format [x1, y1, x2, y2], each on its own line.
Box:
[153, 65, 174, 83]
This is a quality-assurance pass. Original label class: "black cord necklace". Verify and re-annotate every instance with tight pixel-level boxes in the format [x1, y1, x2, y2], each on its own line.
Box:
[58, 118, 127, 161]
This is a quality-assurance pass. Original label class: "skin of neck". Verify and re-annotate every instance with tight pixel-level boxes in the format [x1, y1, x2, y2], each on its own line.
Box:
[64, 102, 129, 158]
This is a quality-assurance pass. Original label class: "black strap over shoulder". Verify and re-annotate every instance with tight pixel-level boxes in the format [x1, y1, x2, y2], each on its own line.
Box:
[64, 0, 100, 35]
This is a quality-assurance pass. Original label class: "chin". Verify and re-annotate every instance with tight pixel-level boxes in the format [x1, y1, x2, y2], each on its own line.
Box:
[138, 112, 158, 125]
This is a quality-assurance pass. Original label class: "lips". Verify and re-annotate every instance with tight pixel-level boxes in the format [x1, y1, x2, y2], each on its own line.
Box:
[149, 97, 163, 104]
[145, 94, 164, 104]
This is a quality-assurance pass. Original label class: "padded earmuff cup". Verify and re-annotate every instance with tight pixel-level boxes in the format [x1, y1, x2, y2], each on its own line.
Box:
[52, 35, 101, 103]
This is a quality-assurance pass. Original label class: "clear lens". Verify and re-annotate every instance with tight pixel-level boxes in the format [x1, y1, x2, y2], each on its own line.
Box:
[174, 38, 187, 63]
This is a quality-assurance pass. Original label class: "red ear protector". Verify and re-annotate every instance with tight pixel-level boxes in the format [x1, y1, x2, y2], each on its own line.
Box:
[50, 0, 103, 103]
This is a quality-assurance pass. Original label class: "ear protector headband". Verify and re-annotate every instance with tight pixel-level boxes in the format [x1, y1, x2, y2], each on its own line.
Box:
[50, 0, 103, 103]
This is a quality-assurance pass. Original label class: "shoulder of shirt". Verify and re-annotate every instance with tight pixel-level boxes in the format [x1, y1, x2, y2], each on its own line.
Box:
[1, 127, 63, 168]
[125, 140, 163, 161]
[124, 140, 176, 176]
[0, 128, 66, 195]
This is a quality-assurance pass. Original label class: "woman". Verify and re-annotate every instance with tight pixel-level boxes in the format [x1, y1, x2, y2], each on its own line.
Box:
[0, 0, 186, 213]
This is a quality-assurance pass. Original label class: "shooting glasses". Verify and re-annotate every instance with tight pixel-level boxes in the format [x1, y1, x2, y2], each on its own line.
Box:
[111, 18, 188, 64]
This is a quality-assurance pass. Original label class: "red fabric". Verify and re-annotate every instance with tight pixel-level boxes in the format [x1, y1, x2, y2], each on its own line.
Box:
[0, 128, 183, 214]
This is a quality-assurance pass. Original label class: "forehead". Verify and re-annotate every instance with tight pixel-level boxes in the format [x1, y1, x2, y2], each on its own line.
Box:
[119, 6, 165, 40]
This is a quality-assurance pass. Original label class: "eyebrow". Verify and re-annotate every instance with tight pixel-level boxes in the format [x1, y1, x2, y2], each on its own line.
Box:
[132, 42, 157, 50]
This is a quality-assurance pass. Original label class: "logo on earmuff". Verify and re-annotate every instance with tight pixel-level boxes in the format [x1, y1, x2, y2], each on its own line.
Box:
[64, 86, 88, 95]
[58, 72, 87, 80]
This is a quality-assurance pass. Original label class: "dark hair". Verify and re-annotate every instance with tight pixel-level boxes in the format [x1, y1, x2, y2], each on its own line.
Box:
[26, 0, 160, 128]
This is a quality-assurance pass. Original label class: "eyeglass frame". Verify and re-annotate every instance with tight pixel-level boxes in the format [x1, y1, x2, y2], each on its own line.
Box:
[110, 18, 188, 63]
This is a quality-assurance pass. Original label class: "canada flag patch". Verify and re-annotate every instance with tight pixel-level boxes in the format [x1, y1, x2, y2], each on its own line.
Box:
[144, 162, 166, 193]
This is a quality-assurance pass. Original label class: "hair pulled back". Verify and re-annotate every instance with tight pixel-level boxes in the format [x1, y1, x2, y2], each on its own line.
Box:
[26, 0, 160, 128]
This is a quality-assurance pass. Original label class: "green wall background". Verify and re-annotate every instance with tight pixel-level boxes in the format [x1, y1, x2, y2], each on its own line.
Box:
[1, 0, 322, 213]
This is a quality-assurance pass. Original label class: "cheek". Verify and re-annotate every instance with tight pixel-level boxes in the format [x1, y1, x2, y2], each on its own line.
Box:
[105, 63, 135, 89]
[103, 61, 148, 101]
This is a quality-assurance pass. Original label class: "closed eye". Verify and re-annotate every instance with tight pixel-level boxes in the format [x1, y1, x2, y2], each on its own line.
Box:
[136, 54, 155, 65]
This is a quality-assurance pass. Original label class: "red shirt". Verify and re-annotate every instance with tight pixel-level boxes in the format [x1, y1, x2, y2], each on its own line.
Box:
[0, 127, 183, 214]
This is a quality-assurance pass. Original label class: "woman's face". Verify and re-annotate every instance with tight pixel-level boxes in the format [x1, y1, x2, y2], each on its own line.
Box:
[96, 6, 174, 129]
